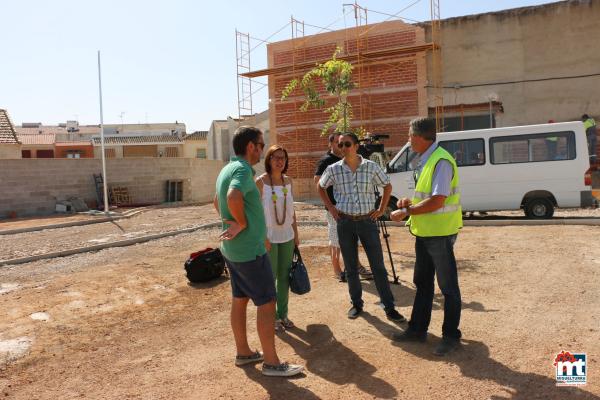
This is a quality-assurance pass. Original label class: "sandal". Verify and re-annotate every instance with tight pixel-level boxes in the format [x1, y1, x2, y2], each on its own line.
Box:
[281, 318, 295, 329]
[275, 319, 285, 332]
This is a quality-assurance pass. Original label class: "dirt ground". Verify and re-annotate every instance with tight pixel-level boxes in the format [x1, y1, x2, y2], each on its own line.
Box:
[1, 206, 600, 399]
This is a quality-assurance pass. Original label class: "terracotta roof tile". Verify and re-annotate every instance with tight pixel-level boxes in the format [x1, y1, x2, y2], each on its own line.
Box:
[185, 131, 208, 140]
[15, 125, 100, 135]
[0, 109, 20, 144]
[92, 135, 184, 145]
[17, 133, 56, 145]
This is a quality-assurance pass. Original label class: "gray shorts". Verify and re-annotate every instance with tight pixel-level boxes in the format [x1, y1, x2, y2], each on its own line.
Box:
[224, 253, 276, 306]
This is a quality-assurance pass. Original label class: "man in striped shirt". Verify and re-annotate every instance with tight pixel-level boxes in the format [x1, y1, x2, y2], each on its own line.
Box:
[318, 132, 405, 323]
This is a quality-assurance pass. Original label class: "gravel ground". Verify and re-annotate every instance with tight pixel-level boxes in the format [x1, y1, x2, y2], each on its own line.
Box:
[2, 203, 598, 262]
[0, 221, 599, 399]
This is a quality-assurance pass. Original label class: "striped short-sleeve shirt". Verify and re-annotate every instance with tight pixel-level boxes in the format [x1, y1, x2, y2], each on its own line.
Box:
[319, 156, 390, 215]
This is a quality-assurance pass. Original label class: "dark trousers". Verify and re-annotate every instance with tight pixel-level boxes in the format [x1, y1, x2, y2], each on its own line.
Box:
[408, 234, 462, 339]
[337, 217, 395, 310]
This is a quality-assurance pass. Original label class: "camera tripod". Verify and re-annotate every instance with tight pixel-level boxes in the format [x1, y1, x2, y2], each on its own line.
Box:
[374, 187, 400, 285]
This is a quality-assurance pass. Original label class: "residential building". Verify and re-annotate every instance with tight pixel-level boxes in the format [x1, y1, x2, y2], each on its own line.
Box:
[54, 141, 94, 158]
[0, 109, 21, 159]
[206, 110, 269, 161]
[17, 133, 55, 158]
[183, 131, 208, 158]
[91, 135, 184, 158]
[15, 120, 189, 159]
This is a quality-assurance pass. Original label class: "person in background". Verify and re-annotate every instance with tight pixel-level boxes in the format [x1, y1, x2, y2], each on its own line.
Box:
[582, 114, 598, 163]
[256, 145, 299, 333]
[214, 126, 303, 377]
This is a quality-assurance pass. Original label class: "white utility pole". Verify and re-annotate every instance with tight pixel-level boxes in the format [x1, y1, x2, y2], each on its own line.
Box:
[97, 51, 109, 215]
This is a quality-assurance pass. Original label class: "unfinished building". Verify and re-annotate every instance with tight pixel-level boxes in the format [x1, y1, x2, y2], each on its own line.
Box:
[240, 0, 600, 200]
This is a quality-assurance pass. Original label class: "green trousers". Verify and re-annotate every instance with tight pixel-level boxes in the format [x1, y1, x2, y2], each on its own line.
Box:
[267, 239, 295, 320]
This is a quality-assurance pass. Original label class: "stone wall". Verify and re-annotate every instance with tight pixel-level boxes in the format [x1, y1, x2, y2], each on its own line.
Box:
[0, 158, 225, 218]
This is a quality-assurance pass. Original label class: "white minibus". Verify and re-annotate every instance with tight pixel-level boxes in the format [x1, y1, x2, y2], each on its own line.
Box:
[387, 121, 595, 218]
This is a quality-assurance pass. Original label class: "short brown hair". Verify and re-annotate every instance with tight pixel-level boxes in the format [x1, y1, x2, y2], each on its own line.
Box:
[409, 117, 437, 142]
[232, 126, 262, 156]
[264, 145, 289, 174]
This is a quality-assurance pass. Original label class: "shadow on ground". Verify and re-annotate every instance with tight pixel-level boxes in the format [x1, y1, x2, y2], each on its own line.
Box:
[279, 324, 398, 399]
[361, 313, 599, 400]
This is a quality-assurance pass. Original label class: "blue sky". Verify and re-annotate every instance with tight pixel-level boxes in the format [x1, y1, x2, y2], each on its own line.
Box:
[0, 0, 552, 132]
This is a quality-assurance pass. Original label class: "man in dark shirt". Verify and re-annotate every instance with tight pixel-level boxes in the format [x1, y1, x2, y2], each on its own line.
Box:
[314, 133, 373, 282]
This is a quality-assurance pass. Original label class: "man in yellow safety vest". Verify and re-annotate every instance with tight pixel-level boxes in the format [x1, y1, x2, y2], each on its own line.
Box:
[582, 114, 598, 163]
[390, 117, 463, 356]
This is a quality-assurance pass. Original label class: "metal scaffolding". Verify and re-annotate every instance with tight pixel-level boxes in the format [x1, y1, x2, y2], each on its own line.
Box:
[235, 1, 444, 131]
[235, 30, 252, 117]
[430, 0, 444, 132]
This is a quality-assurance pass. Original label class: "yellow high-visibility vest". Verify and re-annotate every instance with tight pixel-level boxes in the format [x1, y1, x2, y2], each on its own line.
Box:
[408, 146, 463, 237]
[584, 118, 596, 131]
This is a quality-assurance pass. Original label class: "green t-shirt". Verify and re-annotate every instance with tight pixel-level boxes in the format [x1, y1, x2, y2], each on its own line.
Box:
[215, 156, 266, 262]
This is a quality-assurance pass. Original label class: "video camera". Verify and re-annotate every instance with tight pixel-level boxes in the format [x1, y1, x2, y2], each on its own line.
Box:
[357, 134, 390, 159]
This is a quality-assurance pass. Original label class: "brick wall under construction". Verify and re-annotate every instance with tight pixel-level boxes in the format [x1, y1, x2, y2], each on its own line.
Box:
[265, 20, 429, 199]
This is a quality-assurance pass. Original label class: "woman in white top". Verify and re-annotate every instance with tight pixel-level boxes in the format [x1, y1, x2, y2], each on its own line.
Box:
[256, 145, 299, 332]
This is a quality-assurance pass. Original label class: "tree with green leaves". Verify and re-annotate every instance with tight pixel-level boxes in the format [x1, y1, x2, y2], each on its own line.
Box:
[281, 47, 365, 137]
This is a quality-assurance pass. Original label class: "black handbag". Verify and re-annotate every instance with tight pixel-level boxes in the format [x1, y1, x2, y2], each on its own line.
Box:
[289, 246, 310, 295]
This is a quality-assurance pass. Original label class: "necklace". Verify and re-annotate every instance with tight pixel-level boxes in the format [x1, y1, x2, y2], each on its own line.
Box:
[268, 174, 288, 225]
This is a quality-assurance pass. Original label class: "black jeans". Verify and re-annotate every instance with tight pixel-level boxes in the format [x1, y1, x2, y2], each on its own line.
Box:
[408, 234, 462, 339]
[337, 217, 395, 310]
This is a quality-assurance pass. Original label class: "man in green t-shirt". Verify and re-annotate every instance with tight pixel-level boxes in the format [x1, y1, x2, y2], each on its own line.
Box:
[214, 126, 303, 377]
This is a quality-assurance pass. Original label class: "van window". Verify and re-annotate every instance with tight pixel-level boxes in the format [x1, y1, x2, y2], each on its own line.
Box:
[389, 147, 419, 173]
[439, 139, 485, 166]
[490, 131, 576, 164]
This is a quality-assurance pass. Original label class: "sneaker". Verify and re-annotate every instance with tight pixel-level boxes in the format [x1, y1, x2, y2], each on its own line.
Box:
[347, 305, 363, 319]
[235, 351, 264, 366]
[391, 330, 427, 343]
[338, 271, 347, 283]
[358, 266, 373, 280]
[433, 337, 460, 356]
[385, 308, 407, 323]
[262, 362, 304, 377]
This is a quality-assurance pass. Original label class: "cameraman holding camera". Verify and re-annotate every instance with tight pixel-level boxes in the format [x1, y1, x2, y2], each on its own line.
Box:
[318, 132, 405, 323]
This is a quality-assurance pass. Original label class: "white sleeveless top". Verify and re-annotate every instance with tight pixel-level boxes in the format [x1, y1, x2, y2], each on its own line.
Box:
[261, 180, 295, 244]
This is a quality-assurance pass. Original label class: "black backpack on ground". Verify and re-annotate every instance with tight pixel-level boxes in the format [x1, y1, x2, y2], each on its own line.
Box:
[184, 248, 227, 283]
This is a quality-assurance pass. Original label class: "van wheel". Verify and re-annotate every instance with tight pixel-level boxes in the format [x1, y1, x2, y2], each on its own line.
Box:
[525, 198, 554, 219]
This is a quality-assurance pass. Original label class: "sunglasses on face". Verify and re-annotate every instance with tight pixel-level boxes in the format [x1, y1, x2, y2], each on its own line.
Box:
[253, 141, 265, 150]
[271, 155, 286, 161]
[337, 141, 354, 148]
